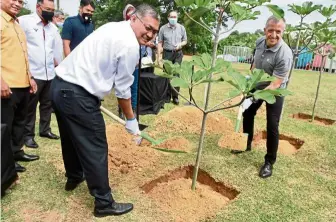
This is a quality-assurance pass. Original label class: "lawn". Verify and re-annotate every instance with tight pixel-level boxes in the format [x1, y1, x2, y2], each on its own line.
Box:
[1, 62, 336, 222]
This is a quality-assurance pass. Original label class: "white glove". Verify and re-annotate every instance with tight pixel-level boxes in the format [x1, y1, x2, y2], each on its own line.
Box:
[242, 98, 253, 111]
[125, 118, 140, 135]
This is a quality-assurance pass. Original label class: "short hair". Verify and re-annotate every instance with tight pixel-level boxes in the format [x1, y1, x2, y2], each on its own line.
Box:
[54, 10, 64, 17]
[80, 0, 95, 9]
[135, 4, 160, 21]
[37, 0, 54, 4]
[169, 11, 178, 17]
[265, 16, 286, 28]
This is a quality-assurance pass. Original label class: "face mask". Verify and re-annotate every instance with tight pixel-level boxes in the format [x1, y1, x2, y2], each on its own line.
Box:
[56, 22, 63, 28]
[41, 10, 54, 22]
[82, 13, 92, 24]
[168, 18, 177, 26]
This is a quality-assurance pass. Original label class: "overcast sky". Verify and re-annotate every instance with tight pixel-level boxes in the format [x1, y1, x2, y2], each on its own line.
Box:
[26, 0, 335, 34]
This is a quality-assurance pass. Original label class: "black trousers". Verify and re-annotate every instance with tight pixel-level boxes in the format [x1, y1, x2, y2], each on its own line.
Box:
[1, 88, 30, 154]
[50, 77, 113, 208]
[24, 79, 53, 140]
[163, 49, 183, 99]
[243, 96, 284, 165]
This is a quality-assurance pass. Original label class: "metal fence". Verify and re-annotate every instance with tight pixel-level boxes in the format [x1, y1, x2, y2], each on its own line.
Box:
[220, 46, 336, 73]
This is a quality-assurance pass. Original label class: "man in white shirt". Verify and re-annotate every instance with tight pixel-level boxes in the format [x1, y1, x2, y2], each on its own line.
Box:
[50, 4, 160, 217]
[19, 0, 59, 149]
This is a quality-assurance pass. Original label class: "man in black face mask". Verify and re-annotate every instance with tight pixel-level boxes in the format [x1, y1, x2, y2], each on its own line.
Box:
[62, 0, 95, 58]
[18, 0, 60, 150]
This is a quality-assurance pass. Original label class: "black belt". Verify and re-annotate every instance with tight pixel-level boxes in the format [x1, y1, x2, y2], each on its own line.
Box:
[164, 49, 182, 52]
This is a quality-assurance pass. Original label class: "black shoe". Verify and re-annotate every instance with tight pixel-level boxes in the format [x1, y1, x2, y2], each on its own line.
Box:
[40, 131, 59, 140]
[259, 162, 273, 178]
[172, 98, 179, 105]
[15, 162, 26, 173]
[65, 178, 85, 191]
[25, 138, 39, 148]
[14, 152, 39, 162]
[231, 147, 251, 154]
[94, 202, 134, 217]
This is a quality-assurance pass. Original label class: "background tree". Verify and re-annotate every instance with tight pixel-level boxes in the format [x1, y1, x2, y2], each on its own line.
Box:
[18, 1, 32, 17]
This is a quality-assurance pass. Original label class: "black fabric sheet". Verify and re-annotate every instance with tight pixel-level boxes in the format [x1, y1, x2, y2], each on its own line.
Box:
[1, 124, 18, 197]
[139, 72, 170, 115]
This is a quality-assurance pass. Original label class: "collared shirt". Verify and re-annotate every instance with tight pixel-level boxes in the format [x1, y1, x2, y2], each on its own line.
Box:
[254, 36, 293, 88]
[56, 21, 139, 99]
[61, 14, 94, 51]
[19, 13, 59, 80]
[51, 23, 63, 65]
[158, 23, 187, 51]
[1, 10, 30, 88]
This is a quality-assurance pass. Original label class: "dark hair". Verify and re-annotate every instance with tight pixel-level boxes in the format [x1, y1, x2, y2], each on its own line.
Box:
[37, 0, 54, 4]
[135, 4, 160, 21]
[80, 0, 95, 9]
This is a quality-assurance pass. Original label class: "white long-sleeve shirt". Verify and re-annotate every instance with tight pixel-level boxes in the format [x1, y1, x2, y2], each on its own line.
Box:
[51, 23, 63, 65]
[55, 21, 139, 99]
[19, 13, 59, 80]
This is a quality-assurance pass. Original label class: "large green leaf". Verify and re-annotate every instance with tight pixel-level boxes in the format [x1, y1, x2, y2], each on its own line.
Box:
[252, 90, 276, 104]
[178, 61, 193, 83]
[201, 53, 212, 69]
[184, 7, 211, 26]
[175, 0, 195, 7]
[171, 77, 190, 88]
[318, 5, 336, 18]
[265, 4, 285, 19]
[227, 68, 248, 92]
[194, 0, 211, 7]
[288, 2, 321, 17]
[229, 89, 242, 98]
[192, 70, 209, 83]
[230, 3, 247, 21]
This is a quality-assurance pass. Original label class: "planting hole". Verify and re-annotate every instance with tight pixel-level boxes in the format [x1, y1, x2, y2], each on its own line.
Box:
[141, 165, 239, 222]
[292, 113, 335, 126]
[253, 131, 305, 155]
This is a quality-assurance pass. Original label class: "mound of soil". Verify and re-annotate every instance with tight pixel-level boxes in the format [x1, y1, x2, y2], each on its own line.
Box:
[146, 178, 230, 222]
[106, 124, 160, 174]
[157, 137, 192, 152]
[154, 106, 233, 134]
[218, 132, 248, 151]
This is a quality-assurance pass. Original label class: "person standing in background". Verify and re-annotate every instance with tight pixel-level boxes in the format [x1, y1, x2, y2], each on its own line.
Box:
[61, 0, 94, 57]
[1, 0, 39, 173]
[19, 0, 60, 149]
[52, 9, 64, 65]
[157, 11, 187, 105]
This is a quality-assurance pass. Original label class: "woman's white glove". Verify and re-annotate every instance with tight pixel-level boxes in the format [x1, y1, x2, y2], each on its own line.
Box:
[125, 118, 141, 135]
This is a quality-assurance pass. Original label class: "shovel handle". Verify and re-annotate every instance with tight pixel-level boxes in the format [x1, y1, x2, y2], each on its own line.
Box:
[100, 106, 126, 125]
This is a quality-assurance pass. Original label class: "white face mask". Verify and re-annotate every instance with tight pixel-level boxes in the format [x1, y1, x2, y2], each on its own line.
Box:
[56, 22, 63, 28]
[168, 18, 177, 25]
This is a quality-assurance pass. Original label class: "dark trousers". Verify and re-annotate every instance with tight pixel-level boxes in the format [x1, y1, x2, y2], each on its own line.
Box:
[1, 88, 30, 154]
[163, 49, 183, 99]
[243, 96, 284, 165]
[50, 77, 113, 208]
[24, 79, 53, 140]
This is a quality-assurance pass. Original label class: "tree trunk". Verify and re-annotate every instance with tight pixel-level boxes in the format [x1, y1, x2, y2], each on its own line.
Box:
[192, 17, 222, 190]
[311, 55, 326, 122]
[57, 0, 60, 10]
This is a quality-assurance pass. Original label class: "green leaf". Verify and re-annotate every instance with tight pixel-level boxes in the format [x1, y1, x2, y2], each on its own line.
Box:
[192, 70, 209, 82]
[265, 4, 285, 19]
[201, 53, 212, 69]
[175, 0, 195, 7]
[184, 7, 210, 26]
[171, 77, 190, 88]
[227, 68, 248, 92]
[253, 90, 276, 104]
[194, 0, 211, 7]
[230, 3, 247, 21]
[229, 89, 242, 98]
[179, 61, 193, 83]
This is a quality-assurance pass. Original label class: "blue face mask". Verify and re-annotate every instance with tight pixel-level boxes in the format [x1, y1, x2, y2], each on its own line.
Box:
[56, 22, 63, 28]
[168, 18, 177, 25]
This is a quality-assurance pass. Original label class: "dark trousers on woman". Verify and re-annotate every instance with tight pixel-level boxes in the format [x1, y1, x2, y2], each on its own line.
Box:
[243, 96, 284, 164]
[50, 76, 113, 208]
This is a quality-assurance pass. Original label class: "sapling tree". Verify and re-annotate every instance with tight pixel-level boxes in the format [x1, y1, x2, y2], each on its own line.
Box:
[157, 0, 291, 190]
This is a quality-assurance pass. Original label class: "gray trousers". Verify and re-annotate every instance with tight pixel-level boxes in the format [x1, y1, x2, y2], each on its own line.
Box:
[163, 49, 183, 99]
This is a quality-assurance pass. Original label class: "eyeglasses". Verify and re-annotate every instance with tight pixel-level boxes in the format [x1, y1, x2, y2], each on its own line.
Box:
[136, 15, 158, 35]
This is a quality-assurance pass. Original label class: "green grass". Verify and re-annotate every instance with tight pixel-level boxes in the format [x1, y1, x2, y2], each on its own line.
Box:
[1, 62, 336, 222]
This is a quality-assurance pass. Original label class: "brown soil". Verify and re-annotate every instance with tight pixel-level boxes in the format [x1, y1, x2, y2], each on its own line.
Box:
[22, 207, 62, 222]
[154, 106, 234, 134]
[106, 124, 160, 174]
[157, 136, 192, 152]
[292, 113, 335, 126]
[253, 131, 305, 155]
[218, 132, 248, 151]
[141, 165, 239, 222]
